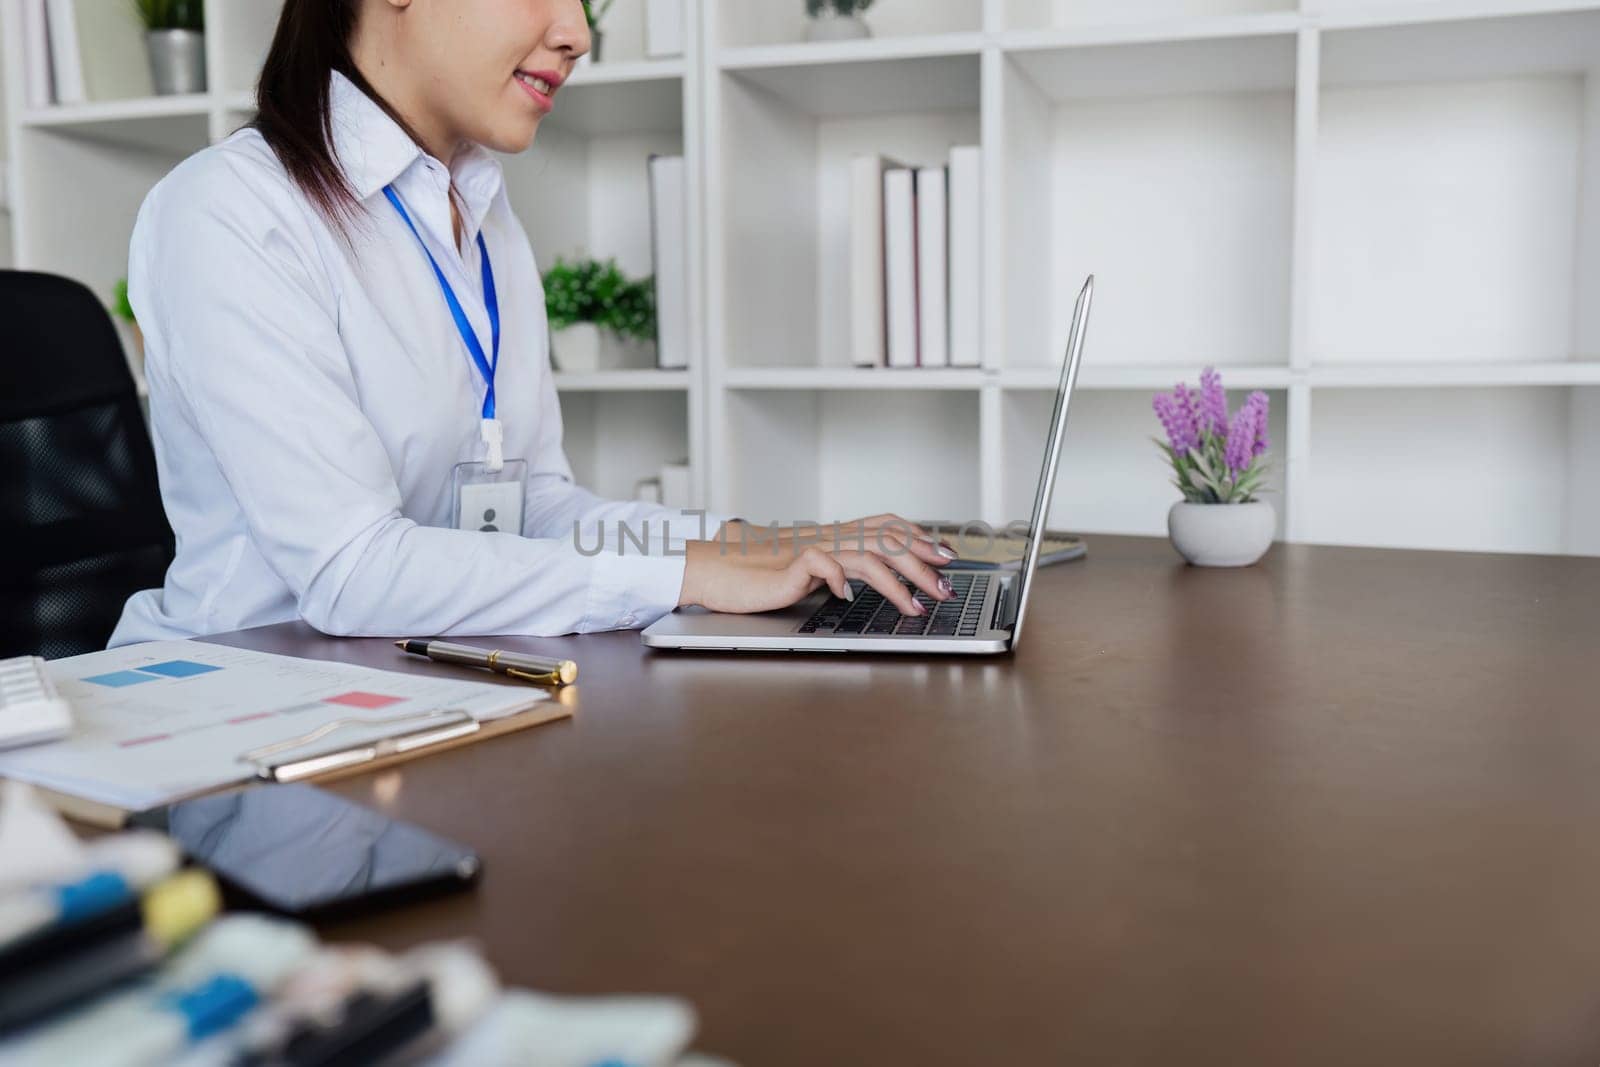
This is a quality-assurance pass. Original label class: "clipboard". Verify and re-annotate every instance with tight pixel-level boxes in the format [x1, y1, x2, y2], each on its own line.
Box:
[34, 698, 572, 829]
[0, 641, 584, 829]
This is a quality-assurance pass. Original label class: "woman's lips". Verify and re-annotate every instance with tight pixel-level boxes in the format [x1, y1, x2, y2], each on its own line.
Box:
[514, 70, 561, 112]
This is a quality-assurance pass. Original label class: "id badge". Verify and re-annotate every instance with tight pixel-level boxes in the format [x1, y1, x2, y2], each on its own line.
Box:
[451, 458, 528, 535]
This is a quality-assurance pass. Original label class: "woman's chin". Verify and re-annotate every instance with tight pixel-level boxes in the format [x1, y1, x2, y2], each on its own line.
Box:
[480, 117, 542, 156]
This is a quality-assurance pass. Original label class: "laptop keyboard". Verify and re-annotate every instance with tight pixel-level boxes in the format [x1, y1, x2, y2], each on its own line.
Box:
[798, 574, 992, 639]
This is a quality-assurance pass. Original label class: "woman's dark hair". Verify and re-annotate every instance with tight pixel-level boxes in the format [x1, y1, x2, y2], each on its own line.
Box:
[252, 0, 430, 231]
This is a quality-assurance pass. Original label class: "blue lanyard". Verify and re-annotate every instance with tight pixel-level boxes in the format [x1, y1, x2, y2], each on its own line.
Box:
[383, 185, 501, 420]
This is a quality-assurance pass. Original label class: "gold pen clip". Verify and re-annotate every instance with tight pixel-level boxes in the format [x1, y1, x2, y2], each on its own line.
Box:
[505, 663, 577, 687]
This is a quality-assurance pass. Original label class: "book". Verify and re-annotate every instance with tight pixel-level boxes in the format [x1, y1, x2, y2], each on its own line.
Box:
[72, 0, 154, 101]
[848, 154, 903, 368]
[948, 146, 982, 368]
[645, 0, 685, 58]
[21, 0, 54, 108]
[648, 155, 690, 371]
[883, 167, 919, 369]
[44, 0, 86, 105]
[915, 166, 950, 369]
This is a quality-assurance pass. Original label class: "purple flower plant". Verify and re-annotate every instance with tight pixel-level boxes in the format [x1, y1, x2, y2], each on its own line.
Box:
[1152, 385, 1200, 455]
[1152, 368, 1271, 504]
[1198, 366, 1229, 437]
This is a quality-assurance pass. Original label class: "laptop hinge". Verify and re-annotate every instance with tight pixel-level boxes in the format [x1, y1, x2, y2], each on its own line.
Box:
[992, 583, 1013, 631]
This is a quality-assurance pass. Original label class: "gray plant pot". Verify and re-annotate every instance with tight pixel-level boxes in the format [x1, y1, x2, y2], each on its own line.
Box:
[805, 13, 872, 41]
[146, 29, 207, 96]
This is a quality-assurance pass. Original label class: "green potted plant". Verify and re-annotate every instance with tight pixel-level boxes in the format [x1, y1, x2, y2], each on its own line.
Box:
[112, 278, 146, 378]
[134, 0, 206, 95]
[544, 258, 656, 372]
[580, 0, 618, 64]
[805, 0, 875, 41]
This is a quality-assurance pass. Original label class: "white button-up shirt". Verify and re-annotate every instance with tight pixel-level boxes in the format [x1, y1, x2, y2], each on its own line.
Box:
[111, 72, 710, 646]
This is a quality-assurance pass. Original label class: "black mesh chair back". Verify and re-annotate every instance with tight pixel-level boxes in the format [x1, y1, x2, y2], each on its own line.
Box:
[1, 271, 174, 659]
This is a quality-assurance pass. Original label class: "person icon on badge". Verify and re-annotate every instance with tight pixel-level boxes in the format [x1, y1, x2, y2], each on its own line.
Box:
[479, 508, 498, 533]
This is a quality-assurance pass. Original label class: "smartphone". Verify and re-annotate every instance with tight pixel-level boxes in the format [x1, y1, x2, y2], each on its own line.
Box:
[134, 783, 480, 918]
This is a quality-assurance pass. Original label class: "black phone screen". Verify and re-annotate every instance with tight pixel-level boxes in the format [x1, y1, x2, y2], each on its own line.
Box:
[136, 783, 481, 917]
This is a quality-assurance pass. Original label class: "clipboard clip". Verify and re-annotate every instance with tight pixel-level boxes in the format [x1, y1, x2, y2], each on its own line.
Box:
[238, 709, 481, 783]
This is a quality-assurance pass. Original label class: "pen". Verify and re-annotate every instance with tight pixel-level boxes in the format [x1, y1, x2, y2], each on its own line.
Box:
[396, 639, 577, 687]
[0, 869, 220, 1034]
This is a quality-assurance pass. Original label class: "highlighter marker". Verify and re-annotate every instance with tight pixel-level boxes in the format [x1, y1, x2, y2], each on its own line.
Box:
[0, 831, 180, 948]
[0, 869, 219, 1034]
[8, 914, 317, 1067]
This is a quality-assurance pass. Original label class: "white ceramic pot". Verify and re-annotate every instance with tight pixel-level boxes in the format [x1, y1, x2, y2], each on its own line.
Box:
[551, 322, 601, 372]
[1168, 500, 1275, 567]
[805, 13, 872, 41]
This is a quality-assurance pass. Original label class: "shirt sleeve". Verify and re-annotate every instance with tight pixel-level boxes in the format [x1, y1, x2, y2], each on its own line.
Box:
[135, 159, 687, 637]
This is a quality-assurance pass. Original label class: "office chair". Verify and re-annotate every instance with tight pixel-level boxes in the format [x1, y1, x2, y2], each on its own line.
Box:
[0, 271, 174, 659]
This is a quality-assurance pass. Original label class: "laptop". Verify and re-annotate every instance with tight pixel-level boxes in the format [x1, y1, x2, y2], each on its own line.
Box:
[643, 275, 1094, 656]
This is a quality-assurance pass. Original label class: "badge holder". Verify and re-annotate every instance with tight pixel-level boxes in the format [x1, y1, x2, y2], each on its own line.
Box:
[451, 458, 528, 536]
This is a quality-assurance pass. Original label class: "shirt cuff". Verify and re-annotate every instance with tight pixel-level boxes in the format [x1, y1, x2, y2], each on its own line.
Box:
[582, 546, 688, 632]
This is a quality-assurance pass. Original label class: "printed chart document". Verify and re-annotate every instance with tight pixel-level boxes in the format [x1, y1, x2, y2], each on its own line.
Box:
[0, 642, 548, 814]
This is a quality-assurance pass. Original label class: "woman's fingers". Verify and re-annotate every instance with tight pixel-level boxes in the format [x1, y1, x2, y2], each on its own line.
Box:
[869, 527, 956, 570]
[862, 536, 951, 605]
[828, 551, 920, 615]
[795, 546, 853, 603]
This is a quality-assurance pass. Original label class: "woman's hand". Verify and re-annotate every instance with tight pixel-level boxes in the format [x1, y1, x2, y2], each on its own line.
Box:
[683, 514, 957, 616]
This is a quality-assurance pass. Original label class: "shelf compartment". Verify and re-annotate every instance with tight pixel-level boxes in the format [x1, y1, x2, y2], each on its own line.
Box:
[997, 33, 1296, 370]
[214, 0, 282, 96]
[1313, 9, 1600, 366]
[506, 123, 685, 349]
[717, 0, 981, 51]
[542, 72, 686, 137]
[713, 57, 980, 372]
[1305, 386, 1599, 555]
[1000, 388, 1290, 537]
[1004, 0, 1296, 34]
[718, 50, 982, 117]
[558, 391, 694, 505]
[723, 389, 981, 525]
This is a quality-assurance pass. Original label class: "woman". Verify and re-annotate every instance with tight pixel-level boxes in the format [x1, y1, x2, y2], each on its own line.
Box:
[110, 0, 954, 647]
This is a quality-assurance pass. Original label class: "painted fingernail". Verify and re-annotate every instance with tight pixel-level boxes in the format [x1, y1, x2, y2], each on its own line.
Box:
[841, 584, 854, 602]
[936, 542, 958, 560]
[938, 577, 953, 598]
[911, 601, 927, 616]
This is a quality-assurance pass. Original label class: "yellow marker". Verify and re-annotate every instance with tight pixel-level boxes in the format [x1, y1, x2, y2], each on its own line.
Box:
[141, 869, 222, 949]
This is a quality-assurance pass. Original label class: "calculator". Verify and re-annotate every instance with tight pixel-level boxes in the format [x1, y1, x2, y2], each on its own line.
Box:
[0, 657, 73, 751]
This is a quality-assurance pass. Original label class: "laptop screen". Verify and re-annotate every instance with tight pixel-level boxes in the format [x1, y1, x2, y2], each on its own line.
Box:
[1008, 277, 1093, 648]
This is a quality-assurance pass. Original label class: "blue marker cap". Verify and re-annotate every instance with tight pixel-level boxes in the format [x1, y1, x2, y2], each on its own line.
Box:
[54, 871, 131, 922]
[164, 973, 260, 1040]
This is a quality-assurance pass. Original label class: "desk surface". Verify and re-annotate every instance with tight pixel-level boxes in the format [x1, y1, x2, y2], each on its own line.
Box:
[207, 535, 1600, 1066]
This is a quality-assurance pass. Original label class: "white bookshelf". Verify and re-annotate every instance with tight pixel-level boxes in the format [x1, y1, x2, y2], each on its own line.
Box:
[3, 0, 1597, 556]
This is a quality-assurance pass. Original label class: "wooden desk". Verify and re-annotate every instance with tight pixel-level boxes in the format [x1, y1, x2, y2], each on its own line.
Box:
[206, 536, 1600, 1066]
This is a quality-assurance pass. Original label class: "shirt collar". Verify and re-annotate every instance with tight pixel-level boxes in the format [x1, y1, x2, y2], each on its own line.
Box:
[328, 69, 504, 236]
